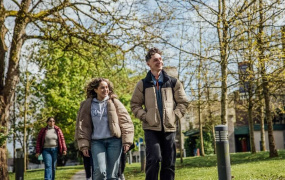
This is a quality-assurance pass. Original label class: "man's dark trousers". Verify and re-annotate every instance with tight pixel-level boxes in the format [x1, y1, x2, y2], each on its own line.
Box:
[144, 130, 176, 180]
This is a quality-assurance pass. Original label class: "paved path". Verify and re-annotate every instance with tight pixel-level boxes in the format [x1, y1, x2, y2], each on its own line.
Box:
[71, 170, 86, 180]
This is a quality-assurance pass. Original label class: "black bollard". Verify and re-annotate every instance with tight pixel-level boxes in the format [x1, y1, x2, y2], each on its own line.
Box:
[215, 125, 231, 180]
[128, 151, 132, 164]
[140, 143, 146, 172]
[15, 148, 24, 180]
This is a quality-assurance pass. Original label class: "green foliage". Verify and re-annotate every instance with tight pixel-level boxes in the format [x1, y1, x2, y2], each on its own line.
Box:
[184, 130, 215, 157]
[8, 53, 45, 152]
[196, 131, 215, 155]
[0, 127, 14, 147]
[0, 127, 8, 146]
[184, 136, 196, 157]
[31, 39, 145, 153]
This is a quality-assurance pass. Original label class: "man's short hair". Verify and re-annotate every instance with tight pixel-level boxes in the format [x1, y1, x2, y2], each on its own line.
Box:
[145, 47, 162, 62]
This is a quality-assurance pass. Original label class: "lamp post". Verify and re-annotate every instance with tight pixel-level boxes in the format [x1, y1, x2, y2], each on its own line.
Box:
[215, 125, 231, 180]
[140, 143, 146, 172]
[15, 148, 24, 180]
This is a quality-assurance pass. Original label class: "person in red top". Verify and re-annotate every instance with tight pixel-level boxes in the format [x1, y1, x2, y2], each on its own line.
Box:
[36, 117, 67, 180]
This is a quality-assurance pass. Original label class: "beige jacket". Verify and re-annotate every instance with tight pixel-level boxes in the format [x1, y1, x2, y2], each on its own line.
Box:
[75, 98, 134, 151]
[131, 70, 189, 132]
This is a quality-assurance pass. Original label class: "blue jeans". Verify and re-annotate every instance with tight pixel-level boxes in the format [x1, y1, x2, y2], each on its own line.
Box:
[42, 147, 58, 180]
[91, 137, 122, 180]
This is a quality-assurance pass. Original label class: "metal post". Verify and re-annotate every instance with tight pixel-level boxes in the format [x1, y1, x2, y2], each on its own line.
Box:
[128, 151, 132, 164]
[15, 148, 24, 180]
[215, 125, 231, 180]
[140, 143, 146, 172]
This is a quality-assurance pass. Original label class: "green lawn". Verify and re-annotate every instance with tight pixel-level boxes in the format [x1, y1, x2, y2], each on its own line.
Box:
[9, 165, 83, 180]
[124, 150, 285, 180]
[9, 150, 285, 180]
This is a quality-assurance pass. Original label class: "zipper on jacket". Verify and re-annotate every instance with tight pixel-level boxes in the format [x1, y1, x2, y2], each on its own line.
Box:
[164, 89, 167, 101]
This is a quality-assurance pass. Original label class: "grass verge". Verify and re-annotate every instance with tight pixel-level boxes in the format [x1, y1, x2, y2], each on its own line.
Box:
[9, 165, 83, 180]
[9, 150, 285, 180]
[124, 150, 285, 180]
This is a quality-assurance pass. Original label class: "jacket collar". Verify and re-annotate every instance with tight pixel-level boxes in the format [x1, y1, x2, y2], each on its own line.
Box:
[92, 96, 109, 103]
[145, 69, 170, 83]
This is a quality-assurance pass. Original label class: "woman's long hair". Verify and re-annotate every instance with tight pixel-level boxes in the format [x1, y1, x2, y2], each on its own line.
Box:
[46, 117, 55, 123]
[86, 78, 117, 99]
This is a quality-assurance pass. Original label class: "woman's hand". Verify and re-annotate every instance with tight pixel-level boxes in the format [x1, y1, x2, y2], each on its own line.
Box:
[63, 151, 67, 155]
[35, 153, 40, 158]
[82, 149, 90, 157]
[123, 144, 130, 153]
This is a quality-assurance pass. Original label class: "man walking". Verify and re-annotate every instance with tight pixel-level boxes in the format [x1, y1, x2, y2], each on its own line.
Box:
[131, 47, 189, 180]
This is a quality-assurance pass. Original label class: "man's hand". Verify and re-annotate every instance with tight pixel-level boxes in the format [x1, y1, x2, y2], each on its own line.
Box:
[82, 149, 90, 157]
[35, 153, 40, 158]
[63, 151, 67, 155]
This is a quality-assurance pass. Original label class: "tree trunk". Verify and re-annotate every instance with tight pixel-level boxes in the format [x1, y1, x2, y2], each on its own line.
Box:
[0, 8, 9, 179]
[178, 36, 183, 163]
[260, 95, 266, 151]
[13, 94, 16, 172]
[23, 71, 29, 172]
[206, 84, 216, 154]
[178, 120, 183, 163]
[248, 102, 256, 153]
[257, 67, 266, 151]
[0, 3, 8, 90]
[246, 29, 256, 154]
[0, 100, 9, 180]
[212, 124, 216, 154]
[262, 78, 277, 157]
[0, 0, 31, 178]
[258, 0, 278, 157]
[198, 106, 205, 156]
[218, 0, 229, 125]
[281, 26, 285, 68]
[0, 147, 8, 179]
[198, 24, 205, 156]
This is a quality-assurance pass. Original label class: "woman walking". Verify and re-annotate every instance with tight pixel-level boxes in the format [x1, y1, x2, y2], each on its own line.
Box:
[75, 78, 134, 180]
[36, 117, 67, 180]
